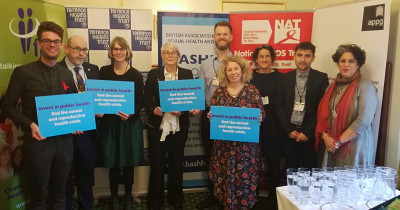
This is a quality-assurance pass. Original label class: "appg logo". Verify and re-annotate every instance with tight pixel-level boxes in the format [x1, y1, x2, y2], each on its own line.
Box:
[362, 4, 385, 31]
[274, 19, 301, 44]
[9, 8, 40, 56]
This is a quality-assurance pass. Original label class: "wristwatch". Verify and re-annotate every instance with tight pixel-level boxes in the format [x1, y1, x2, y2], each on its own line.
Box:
[334, 140, 343, 149]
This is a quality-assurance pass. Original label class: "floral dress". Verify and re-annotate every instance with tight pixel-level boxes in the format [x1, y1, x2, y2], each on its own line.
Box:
[209, 84, 265, 210]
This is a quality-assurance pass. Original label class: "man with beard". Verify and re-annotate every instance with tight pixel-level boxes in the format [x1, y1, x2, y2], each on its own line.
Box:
[276, 42, 329, 169]
[3, 21, 78, 209]
[197, 21, 233, 209]
[59, 35, 100, 210]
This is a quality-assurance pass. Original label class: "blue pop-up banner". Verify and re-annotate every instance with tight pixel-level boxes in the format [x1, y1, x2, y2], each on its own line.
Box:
[210, 106, 260, 143]
[35, 93, 96, 138]
[158, 79, 205, 112]
[85, 79, 135, 114]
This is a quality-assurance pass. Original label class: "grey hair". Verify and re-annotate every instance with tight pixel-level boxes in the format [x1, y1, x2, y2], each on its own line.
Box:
[161, 42, 181, 60]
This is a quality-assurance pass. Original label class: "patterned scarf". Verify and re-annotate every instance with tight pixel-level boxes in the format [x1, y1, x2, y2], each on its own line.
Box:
[315, 70, 361, 157]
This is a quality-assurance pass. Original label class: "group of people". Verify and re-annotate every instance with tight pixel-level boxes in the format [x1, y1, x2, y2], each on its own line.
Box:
[1, 19, 378, 210]
[196, 21, 378, 210]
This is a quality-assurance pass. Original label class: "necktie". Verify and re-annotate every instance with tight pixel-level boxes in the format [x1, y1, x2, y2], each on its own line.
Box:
[74, 66, 85, 92]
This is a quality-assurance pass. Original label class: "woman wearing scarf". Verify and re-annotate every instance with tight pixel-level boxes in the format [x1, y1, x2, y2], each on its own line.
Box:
[315, 44, 378, 167]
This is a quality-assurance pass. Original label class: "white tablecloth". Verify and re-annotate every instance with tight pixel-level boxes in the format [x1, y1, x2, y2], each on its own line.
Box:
[276, 186, 399, 210]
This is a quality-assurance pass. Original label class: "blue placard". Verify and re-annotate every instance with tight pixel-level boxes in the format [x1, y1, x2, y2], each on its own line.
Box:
[210, 106, 260, 143]
[158, 79, 205, 112]
[35, 93, 96, 138]
[85, 79, 135, 114]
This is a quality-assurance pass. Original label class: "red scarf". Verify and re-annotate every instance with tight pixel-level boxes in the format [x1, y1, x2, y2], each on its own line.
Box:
[315, 72, 361, 157]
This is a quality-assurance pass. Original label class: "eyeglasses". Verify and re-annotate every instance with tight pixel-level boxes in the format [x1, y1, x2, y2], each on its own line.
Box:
[68, 45, 89, 54]
[40, 39, 62, 45]
[112, 47, 126, 52]
[163, 51, 177, 56]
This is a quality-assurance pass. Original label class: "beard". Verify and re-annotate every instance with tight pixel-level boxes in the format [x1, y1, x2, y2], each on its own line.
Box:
[215, 39, 230, 51]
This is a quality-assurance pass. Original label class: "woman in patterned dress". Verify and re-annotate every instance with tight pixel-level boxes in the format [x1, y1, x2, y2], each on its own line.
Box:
[208, 55, 265, 210]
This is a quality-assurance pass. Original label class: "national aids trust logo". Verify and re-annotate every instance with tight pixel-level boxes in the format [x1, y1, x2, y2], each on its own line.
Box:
[9, 8, 40, 56]
[274, 19, 301, 44]
[241, 19, 301, 45]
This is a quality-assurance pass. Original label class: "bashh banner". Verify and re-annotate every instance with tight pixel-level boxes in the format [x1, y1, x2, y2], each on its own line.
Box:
[229, 12, 314, 72]
[0, 1, 66, 210]
[158, 12, 229, 188]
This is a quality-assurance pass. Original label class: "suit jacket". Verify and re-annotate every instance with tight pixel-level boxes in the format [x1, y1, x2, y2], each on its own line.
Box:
[276, 68, 329, 139]
[144, 66, 194, 138]
[58, 58, 100, 141]
[3, 60, 77, 131]
[58, 57, 100, 81]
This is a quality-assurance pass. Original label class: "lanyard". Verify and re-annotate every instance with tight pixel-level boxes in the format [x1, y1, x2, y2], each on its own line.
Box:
[212, 58, 218, 76]
[295, 81, 307, 103]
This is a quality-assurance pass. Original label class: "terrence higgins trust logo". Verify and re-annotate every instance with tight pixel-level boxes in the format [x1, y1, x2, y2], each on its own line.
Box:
[362, 4, 385, 31]
[9, 8, 40, 56]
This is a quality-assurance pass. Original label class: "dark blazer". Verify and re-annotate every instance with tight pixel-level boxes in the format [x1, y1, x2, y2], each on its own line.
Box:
[144, 66, 194, 138]
[3, 60, 77, 130]
[58, 57, 100, 81]
[276, 68, 329, 139]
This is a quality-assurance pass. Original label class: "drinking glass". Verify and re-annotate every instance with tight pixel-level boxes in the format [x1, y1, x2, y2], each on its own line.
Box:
[310, 168, 323, 204]
[322, 167, 335, 203]
[286, 168, 298, 194]
[297, 168, 311, 205]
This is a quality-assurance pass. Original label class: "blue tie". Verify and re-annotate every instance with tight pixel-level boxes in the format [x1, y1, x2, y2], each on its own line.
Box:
[74, 66, 85, 92]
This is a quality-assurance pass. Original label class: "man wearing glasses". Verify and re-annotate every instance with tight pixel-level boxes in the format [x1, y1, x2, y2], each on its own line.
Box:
[59, 35, 100, 210]
[3, 21, 78, 209]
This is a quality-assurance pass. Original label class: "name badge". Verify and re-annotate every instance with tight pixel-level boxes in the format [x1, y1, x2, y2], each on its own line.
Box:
[212, 77, 219, 86]
[294, 102, 305, 111]
[262, 96, 269, 105]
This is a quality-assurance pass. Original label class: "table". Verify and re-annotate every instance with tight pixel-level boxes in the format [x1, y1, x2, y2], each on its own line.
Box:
[276, 186, 399, 210]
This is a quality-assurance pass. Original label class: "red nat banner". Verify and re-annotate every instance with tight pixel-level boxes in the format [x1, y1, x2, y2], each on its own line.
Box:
[229, 12, 314, 73]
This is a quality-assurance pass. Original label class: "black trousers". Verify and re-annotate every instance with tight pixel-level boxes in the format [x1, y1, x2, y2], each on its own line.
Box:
[148, 129, 187, 205]
[284, 125, 316, 169]
[21, 135, 73, 210]
[65, 131, 97, 210]
[200, 108, 214, 195]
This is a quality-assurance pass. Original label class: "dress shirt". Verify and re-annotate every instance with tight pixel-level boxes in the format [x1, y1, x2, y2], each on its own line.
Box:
[199, 51, 232, 107]
[159, 67, 180, 141]
[64, 57, 86, 88]
[290, 68, 310, 125]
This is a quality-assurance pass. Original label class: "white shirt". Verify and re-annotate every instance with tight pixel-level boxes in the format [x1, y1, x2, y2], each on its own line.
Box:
[159, 67, 180, 141]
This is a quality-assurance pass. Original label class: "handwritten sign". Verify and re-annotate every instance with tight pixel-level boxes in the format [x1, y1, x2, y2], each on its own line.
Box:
[158, 79, 205, 112]
[35, 93, 96, 138]
[85, 79, 135, 114]
[210, 106, 260, 143]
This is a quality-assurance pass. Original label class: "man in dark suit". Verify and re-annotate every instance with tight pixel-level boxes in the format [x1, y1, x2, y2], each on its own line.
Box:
[3, 21, 78, 210]
[59, 35, 100, 210]
[276, 42, 329, 169]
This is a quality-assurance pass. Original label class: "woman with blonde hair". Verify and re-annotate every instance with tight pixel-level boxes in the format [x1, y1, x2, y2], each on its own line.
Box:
[208, 55, 265, 210]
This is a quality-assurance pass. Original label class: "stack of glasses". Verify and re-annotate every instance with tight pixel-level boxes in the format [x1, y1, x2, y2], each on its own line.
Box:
[286, 166, 399, 208]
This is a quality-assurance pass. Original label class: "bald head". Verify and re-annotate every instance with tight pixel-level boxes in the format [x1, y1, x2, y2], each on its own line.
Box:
[64, 35, 88, 66]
